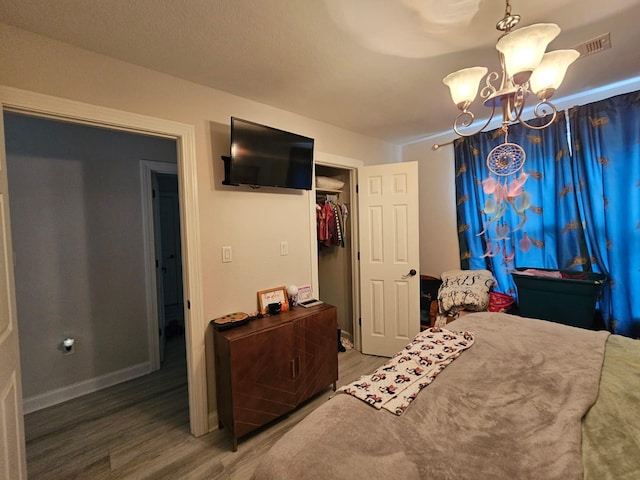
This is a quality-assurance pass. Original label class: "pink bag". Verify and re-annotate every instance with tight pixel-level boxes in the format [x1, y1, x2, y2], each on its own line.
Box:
[488, 292, 515, 312]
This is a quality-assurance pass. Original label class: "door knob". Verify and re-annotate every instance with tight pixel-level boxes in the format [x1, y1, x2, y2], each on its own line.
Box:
[402, 269, 417, 279]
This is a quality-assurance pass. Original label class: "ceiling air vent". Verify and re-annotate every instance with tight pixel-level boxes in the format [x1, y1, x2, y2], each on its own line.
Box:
[573, 33, 611, 58]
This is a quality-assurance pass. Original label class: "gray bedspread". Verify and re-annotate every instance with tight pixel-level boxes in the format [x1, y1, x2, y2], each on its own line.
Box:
[252, 312, 613, 480]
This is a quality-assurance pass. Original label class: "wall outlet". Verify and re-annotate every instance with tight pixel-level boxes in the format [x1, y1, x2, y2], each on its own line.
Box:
[63, 338, 75, 355]
[280, 241, 288, 256]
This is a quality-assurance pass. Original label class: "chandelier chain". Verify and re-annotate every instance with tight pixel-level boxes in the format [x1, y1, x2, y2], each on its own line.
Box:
[496, 0, 520, 32]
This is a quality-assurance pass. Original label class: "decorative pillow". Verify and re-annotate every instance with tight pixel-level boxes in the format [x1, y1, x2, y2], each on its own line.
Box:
[316, 176, 345, 190]
[437, 269, 496, 315]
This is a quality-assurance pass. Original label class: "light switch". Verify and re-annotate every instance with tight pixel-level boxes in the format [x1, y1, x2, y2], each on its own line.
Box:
[280, 241, 288, 256]
[222, 246, 232, 263]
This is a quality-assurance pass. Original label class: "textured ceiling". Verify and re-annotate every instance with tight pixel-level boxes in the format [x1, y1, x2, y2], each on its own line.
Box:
[1, 0, 640, 144]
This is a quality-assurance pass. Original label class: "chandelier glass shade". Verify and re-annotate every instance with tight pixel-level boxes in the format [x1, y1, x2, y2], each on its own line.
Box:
[495, 23, 560, 85]
[443, 1, 579, 137]
[529, 49, 580, 100]
[443, 66, 488, 110]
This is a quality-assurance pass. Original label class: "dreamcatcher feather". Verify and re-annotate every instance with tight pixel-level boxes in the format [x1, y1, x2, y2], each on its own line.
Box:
[478, 127, 533, 261]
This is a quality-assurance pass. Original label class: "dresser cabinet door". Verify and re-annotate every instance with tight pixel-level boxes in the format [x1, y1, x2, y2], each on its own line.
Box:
[230, 322, 297, 438]
[295, 306, 338, 404]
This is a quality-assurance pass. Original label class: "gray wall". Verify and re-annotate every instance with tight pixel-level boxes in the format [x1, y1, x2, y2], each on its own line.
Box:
[5, 113, 177, 398]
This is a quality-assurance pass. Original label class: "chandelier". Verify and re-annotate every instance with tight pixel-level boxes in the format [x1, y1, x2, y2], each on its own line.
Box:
[441, 1, 581, 256]
[442, 0, 579, 139]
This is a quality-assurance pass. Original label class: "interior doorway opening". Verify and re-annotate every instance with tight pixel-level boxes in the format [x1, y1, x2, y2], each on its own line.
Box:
[0, 87, 207, 450]
[5, 112, 186, 415]
[315, 164, 358, 349]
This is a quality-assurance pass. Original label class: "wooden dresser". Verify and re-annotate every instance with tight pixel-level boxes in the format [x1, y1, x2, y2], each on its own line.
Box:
[213, 303, 338, 451]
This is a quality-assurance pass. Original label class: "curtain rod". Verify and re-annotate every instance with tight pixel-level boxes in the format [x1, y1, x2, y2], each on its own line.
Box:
[432, 140, 454, 151]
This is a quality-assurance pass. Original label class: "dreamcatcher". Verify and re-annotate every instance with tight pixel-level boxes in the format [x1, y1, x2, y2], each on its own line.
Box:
[479, 125, 531, 260]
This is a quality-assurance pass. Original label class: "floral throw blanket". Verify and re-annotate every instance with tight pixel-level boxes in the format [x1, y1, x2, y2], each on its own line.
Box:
[337, 327, 474, 415]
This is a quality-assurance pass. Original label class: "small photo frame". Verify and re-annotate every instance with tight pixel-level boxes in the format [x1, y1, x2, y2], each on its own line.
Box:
[257, 286, 289, 314]
[297, 284, 314, 303]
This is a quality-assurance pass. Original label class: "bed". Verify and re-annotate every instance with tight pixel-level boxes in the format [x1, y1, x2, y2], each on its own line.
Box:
[251, 312, 640, 480]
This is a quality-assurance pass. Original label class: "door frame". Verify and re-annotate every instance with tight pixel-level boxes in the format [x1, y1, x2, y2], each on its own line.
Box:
[310, 152, 363, 350]
[140, 161, 179, 371]
[0, 86, 208, 436]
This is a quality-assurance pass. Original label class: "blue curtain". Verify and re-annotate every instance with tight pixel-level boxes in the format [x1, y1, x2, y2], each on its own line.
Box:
[569, 91, 640, 337]
[455, 114, 590, 296]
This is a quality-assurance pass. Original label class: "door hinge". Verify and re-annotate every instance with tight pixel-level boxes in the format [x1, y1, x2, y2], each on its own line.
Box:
[187, 300, 191, 310]
[357, 251, 360, 261]
[152, 189, 156, 198]
[358, 317, 362, 327]
[155, 259, 159, 268]
[356, 184, 359, 194]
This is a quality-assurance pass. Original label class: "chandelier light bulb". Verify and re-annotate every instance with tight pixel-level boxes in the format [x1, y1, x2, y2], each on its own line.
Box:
[443, 66, 488, 110]
[530, 49, 580, 99]
[496, 23, 560, 85]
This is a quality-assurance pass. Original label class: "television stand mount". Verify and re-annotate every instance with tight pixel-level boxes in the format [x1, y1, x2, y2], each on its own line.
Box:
[221, 156, 239, 186]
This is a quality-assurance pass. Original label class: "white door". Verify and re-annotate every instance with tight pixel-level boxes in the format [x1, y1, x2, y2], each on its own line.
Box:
[0, 114, 27, 479]
[152, 173, 167, 364]
[155, 172, 183, 363]
[159, 184, 182, 306]
[358, 161, 420, 357]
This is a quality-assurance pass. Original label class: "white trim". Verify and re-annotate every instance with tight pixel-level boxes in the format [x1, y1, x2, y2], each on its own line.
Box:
[315, 151, 365, 170]
[23, 362, 152, 414]
[140, 161, 178, 372]
[346, 168, 362, 351]
[312, 151, 364, 351]
[0, 85, 208, 436]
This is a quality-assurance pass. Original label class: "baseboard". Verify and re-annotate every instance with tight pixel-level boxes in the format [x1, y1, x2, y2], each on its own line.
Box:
[208, 411, 220, 432]
[23, 361, 152, 414]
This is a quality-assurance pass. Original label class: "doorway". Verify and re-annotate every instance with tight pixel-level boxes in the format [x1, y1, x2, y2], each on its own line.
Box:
[5, 112, 186, 415]
[312, 159, 422, 356]
[315, 164, 358, 349]
[0, 90, 207, 474]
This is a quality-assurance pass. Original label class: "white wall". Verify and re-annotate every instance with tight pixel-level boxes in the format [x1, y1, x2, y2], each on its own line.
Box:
[403, 133, 461, 277]
[5, 113, 177, 399]
[0, 23, 399, 414]
[0, 22, 399, 308]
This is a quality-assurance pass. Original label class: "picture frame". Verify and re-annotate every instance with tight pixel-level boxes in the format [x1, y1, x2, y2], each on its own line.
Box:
[257, 286, 289, 314]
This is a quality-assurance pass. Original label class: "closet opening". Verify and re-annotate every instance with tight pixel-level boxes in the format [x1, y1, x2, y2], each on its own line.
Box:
[315, 164, 357, 350]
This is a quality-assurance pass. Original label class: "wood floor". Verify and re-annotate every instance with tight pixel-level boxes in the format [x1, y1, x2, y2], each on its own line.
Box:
[24, 336, 384, 479]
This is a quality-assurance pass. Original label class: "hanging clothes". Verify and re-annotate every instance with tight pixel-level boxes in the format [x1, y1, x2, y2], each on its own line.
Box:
[317, 202, 330, 243]
[325, 202, 340, 247]
[340, 203, 349, 225]
[316, 196, 347, 248]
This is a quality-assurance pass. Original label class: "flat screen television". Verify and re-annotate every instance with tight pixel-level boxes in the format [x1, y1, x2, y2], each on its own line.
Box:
[223, 117, 314, 190]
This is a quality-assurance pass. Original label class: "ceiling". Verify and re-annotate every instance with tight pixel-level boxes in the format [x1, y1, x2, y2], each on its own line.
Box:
[1, 0, 640, 144]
